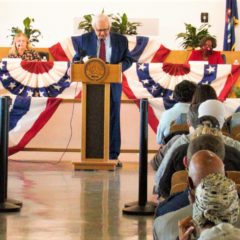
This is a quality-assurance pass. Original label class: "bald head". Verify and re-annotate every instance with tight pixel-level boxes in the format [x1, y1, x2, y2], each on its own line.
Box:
[188, 150, 224, 186]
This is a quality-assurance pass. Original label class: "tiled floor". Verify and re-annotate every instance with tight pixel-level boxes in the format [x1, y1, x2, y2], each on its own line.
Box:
[1, 160, 156, 240]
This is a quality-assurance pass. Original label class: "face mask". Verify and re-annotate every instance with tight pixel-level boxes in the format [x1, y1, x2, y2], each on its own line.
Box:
[202, 46, 213, 56]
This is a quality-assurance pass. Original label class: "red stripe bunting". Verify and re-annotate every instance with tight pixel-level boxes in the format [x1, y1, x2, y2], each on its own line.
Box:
[151, 44, 171, 63]
[49, 42, 69, 61]
[21, 61, 54, 74]
[9, 98, 62, 155]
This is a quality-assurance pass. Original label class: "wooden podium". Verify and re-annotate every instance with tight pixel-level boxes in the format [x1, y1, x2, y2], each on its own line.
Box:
[72, 58, 122, 171]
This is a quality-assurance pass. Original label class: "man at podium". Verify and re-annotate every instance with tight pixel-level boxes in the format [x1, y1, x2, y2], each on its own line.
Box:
[72, 14, 133, 163]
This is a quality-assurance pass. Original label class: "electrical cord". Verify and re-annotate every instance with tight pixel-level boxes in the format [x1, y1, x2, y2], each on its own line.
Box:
[9, 77, 80, 165]
[52, 81, 79, 164]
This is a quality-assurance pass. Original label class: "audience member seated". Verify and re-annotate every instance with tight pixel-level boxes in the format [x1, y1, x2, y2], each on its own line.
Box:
[151, 134, 181, 171]
[154, 99, 240, 197]
[155, 134, 225, 216]
[175, 113, 188, 124]
[8, 32, 41, 61]
[178, 173, 239, 240]
[157, 131, 240, 200]
[197, 99, 225, 130]
[151, 84, 217, 171]
[156, 80, 197, 145]
[153, 150, 225, 240]
[190, 84, 218, 111]
[187, 36, 225, 64]
[161, 120, 189, 145]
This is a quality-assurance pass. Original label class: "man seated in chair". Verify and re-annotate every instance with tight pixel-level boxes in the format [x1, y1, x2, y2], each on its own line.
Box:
[154, 99, 240, 196]
[153, 150, 240, 240]
[158, 120, 240, 199]
[156, 80, 196, 145]
[151, 84, 218, 171]
[154, 134, 226, 218]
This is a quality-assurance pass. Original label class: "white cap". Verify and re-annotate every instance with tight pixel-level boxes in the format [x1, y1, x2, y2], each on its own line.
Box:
[198, 100, 225, 128]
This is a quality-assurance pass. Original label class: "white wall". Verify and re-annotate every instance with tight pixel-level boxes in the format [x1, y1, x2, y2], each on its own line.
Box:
[0, 0, 239, 50]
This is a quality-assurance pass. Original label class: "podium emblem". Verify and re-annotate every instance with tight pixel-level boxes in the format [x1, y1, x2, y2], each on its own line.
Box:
[84, 58, 108, 82]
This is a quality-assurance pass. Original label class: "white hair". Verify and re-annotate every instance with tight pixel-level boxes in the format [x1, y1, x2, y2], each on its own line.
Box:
[92, 14, 111, 29]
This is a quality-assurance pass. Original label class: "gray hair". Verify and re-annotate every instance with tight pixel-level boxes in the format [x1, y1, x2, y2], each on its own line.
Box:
[187, 134, 225, 161]
[92, 14, 112, 29]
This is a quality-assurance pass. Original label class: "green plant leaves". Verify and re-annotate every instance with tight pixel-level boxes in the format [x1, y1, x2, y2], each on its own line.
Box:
[8, 17, 42, 46]
[233, 87, 240, 97]
[176, 23, 215, 49]
[23, 17, 32, 29]
[78, 14, 94, 33]
[78, 12, 141, 35]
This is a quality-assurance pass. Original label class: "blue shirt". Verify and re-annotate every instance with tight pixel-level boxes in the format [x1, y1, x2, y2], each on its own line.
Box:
[156, 102, 190, 144]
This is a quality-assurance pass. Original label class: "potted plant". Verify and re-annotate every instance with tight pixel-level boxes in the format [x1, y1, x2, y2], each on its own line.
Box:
[110, 13, 141, 35]
[233, 86, 240, 98]
[78, 14, 94, 33]
[9, 17, 42, 46]
[176, 23, 215, 49]
[78, 12, 141, 35]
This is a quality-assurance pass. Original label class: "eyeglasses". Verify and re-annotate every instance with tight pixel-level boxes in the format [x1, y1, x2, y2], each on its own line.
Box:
[95, 28, 110, 33]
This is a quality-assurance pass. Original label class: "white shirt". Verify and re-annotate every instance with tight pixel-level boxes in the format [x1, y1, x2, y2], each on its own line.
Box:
[97, 36, 112, 63]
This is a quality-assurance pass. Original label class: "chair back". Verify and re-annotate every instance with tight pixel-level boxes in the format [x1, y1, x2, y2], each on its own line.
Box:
[171, 170, 188, 194]
[231, 125, 240, 141]
[226, 171, 240, 184]
[170, 170, 240, 194]
[171, 183, 187, 194]
[38, 51, 49, 61]
[163, 122, 189, 144]
[221, 53, 226, 64]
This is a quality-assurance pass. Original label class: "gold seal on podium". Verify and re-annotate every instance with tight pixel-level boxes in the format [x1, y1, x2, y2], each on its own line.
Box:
[84, 58, 108, 82]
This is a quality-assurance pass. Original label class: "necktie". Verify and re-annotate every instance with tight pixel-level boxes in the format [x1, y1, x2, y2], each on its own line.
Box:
[99, 39, 106, 61]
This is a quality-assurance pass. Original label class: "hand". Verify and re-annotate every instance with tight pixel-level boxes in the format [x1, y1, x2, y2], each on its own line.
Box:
[178, 216, 195, 240]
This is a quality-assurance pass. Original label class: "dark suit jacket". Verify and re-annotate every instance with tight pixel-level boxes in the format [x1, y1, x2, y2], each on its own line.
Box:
[71, 32, 133, 102]
[158, 143, 240, 198]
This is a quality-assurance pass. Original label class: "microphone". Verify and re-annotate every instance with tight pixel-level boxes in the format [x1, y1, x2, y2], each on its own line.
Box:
[73, 47, 87, 63]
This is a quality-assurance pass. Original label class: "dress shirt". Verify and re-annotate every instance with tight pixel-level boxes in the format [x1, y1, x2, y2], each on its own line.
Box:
[97, 36, 112, 62]
[156, 102, 190, 144]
